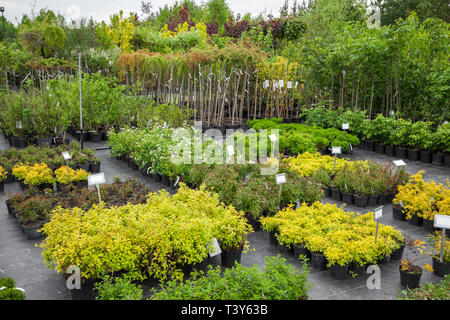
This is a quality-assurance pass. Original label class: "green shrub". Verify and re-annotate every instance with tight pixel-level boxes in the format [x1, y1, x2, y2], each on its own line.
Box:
[0, 278, 26, 300]
[95, 275, 143, 300]
[397, 275, 450, 300]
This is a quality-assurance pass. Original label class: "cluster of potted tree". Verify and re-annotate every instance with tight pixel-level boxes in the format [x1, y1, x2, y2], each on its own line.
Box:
[38, 184, 252, 300]
[261, 202, 406, 280]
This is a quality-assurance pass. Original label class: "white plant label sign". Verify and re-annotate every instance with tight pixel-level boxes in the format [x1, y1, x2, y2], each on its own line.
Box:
[275, 173, 287, 185]
[263, 80, 269, 89]
[393, 160, 407, 167]
[16, 121, 22, 129]
[434, 215, 450, 229]
[207, 238, 222, 257]
[374, 206, 383, 220]
[88, 172, 106, 186]
[269, 134, 277, 142]
[226, 145, 235, 155]
[331, 146, 341, 154]
[287, 81, 293, 89]
[342, 123, 350, 130]
[278, 80, 284, 87]
[62, 152, 71, 161]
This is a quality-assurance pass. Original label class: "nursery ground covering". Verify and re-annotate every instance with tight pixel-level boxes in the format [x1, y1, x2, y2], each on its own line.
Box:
[0, 136, 448, 300]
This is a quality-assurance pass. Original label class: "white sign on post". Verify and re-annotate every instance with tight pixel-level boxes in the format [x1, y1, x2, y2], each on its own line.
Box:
[269, 134, 278, 142]
[263, 80, 269, 89]
[62, 152, 71, 161]
[207, 238, 222, 257]
[278, 80, 284, 87]
[275, 173, 287, 185]
[393, 160, 407, 167]
[16, 121, 22, 129]
[331, 146, 341, 154]
[434, 215, 450, 229]
[374, 206, 383, 220]
[88, 172, 106, 186]
[287, 81, 293, 89]
[342, 123, 350, 130]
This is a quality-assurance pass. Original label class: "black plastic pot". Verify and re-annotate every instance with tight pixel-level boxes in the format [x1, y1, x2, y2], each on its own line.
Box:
[342, 192, 354, 205]
[365, 141, 375, 152]
[392, 205, 406, 221]
[293, 244, 310, 260]
[221, 249, 242, 268]
[407, 149, 419, 161]
[77, 164, 90, 172]
[367, 195, 378, 206]
[76, 131, 89, 142]
[349, 263, 366, 276]
[76, 181, 88, 189]
[311, 252, 328, 271]
[36, 137, 53, 147]
[5, 199, 13, 216]
[386, 192, 395, 204]
[161, 175, 170, 187]
[377, 194, 387, 205]
[38, 183, 54, 191]
[444, 154, 450, 168]
[375, 143, 385, 154]
[89, 162, 101, 173]
[384, 145, 395, 157]
[70, 278, 97, 300]
[329, 264, 349, 280]
[407, 213, 423, 226]
[269, 231, 279, 246]
[6, 171, 14, 183]
[155, 174, 162, 183]
[245, 213, 262, 232]
[399, 266, 422, 289]
[378, 255, 391, 264]
[390, 243, 405, 260]
[331, 189, 342, 201]
[354, 195, 368, 208]
[0, 181, 4, 193]
[23, 223, 43, 240]
[423, 219, 439, 233]
[324, 187, 332, 198]
[419, 151, 432, 164]
[432, 258, 450, 277]
[89, 131, 102, 143]
[358, 140, 365, 149]
[12, 137, 27, 149]
[432, 152, 444, 166]
[395, 147, 408, 159]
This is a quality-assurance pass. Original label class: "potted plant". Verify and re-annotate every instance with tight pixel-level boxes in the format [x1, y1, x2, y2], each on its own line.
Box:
[406, 121, 432, 162]
[0, 165, 6, 192]
[398, 239, 430, 289]
[0, 277, 26, 300]
[431, 123, 449, 166]
[418, 232, 450, 277]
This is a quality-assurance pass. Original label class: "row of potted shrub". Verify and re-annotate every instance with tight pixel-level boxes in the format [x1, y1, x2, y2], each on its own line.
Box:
[261, 202, 406, 280]
[301, 108, 450, 166]
[0, 141, 101, 184]
[282, 152, 409, 208]
[5, 178, 152, 240]
[247, 118, 360, 155]
[392, 171, 449, 233]
[39, 184, 253, 299]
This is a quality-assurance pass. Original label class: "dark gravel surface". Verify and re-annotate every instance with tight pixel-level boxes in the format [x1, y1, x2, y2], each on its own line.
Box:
[0, 136, 448, 300]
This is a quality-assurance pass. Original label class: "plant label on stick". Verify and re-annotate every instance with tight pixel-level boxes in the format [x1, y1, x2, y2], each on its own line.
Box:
[207, 238, 222, 257]
[374, 206, 383, 221]
[393, 160, 407, 167]
[434, 215, 450, 229]
[88, 173, 106, 186]
[279, 80, 284, 87]
[342, 123, 349, 130]
[16, 121, 22, 129]
[226, 145, 235, 156]
[269, 134, 277, 142]
[275, 173, 286, 185]
[331, 146, 341, 154]
[287, 81, 292, 89]
[62, 152, 71, 161]
[399, 200, 405, 208]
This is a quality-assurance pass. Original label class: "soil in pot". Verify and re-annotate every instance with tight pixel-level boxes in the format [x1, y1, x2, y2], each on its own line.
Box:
[311, 252, 328, 271]
[367, 195, 378, 206]
[221, 249, 243, 268]
[342, 192, 354, 205]
[23, 222, 43, 240]
[392, 205, 406, 221]
[432, 257, 450, 277]
[407, 149, 419, 161]
[329, 264, 350, 280]
[419, 151, 432, 164]
[395, 147, 408, 159]
[354, 195, 368, 208]
[399, 266, 422, 289]
[331, 189, 342, 201]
